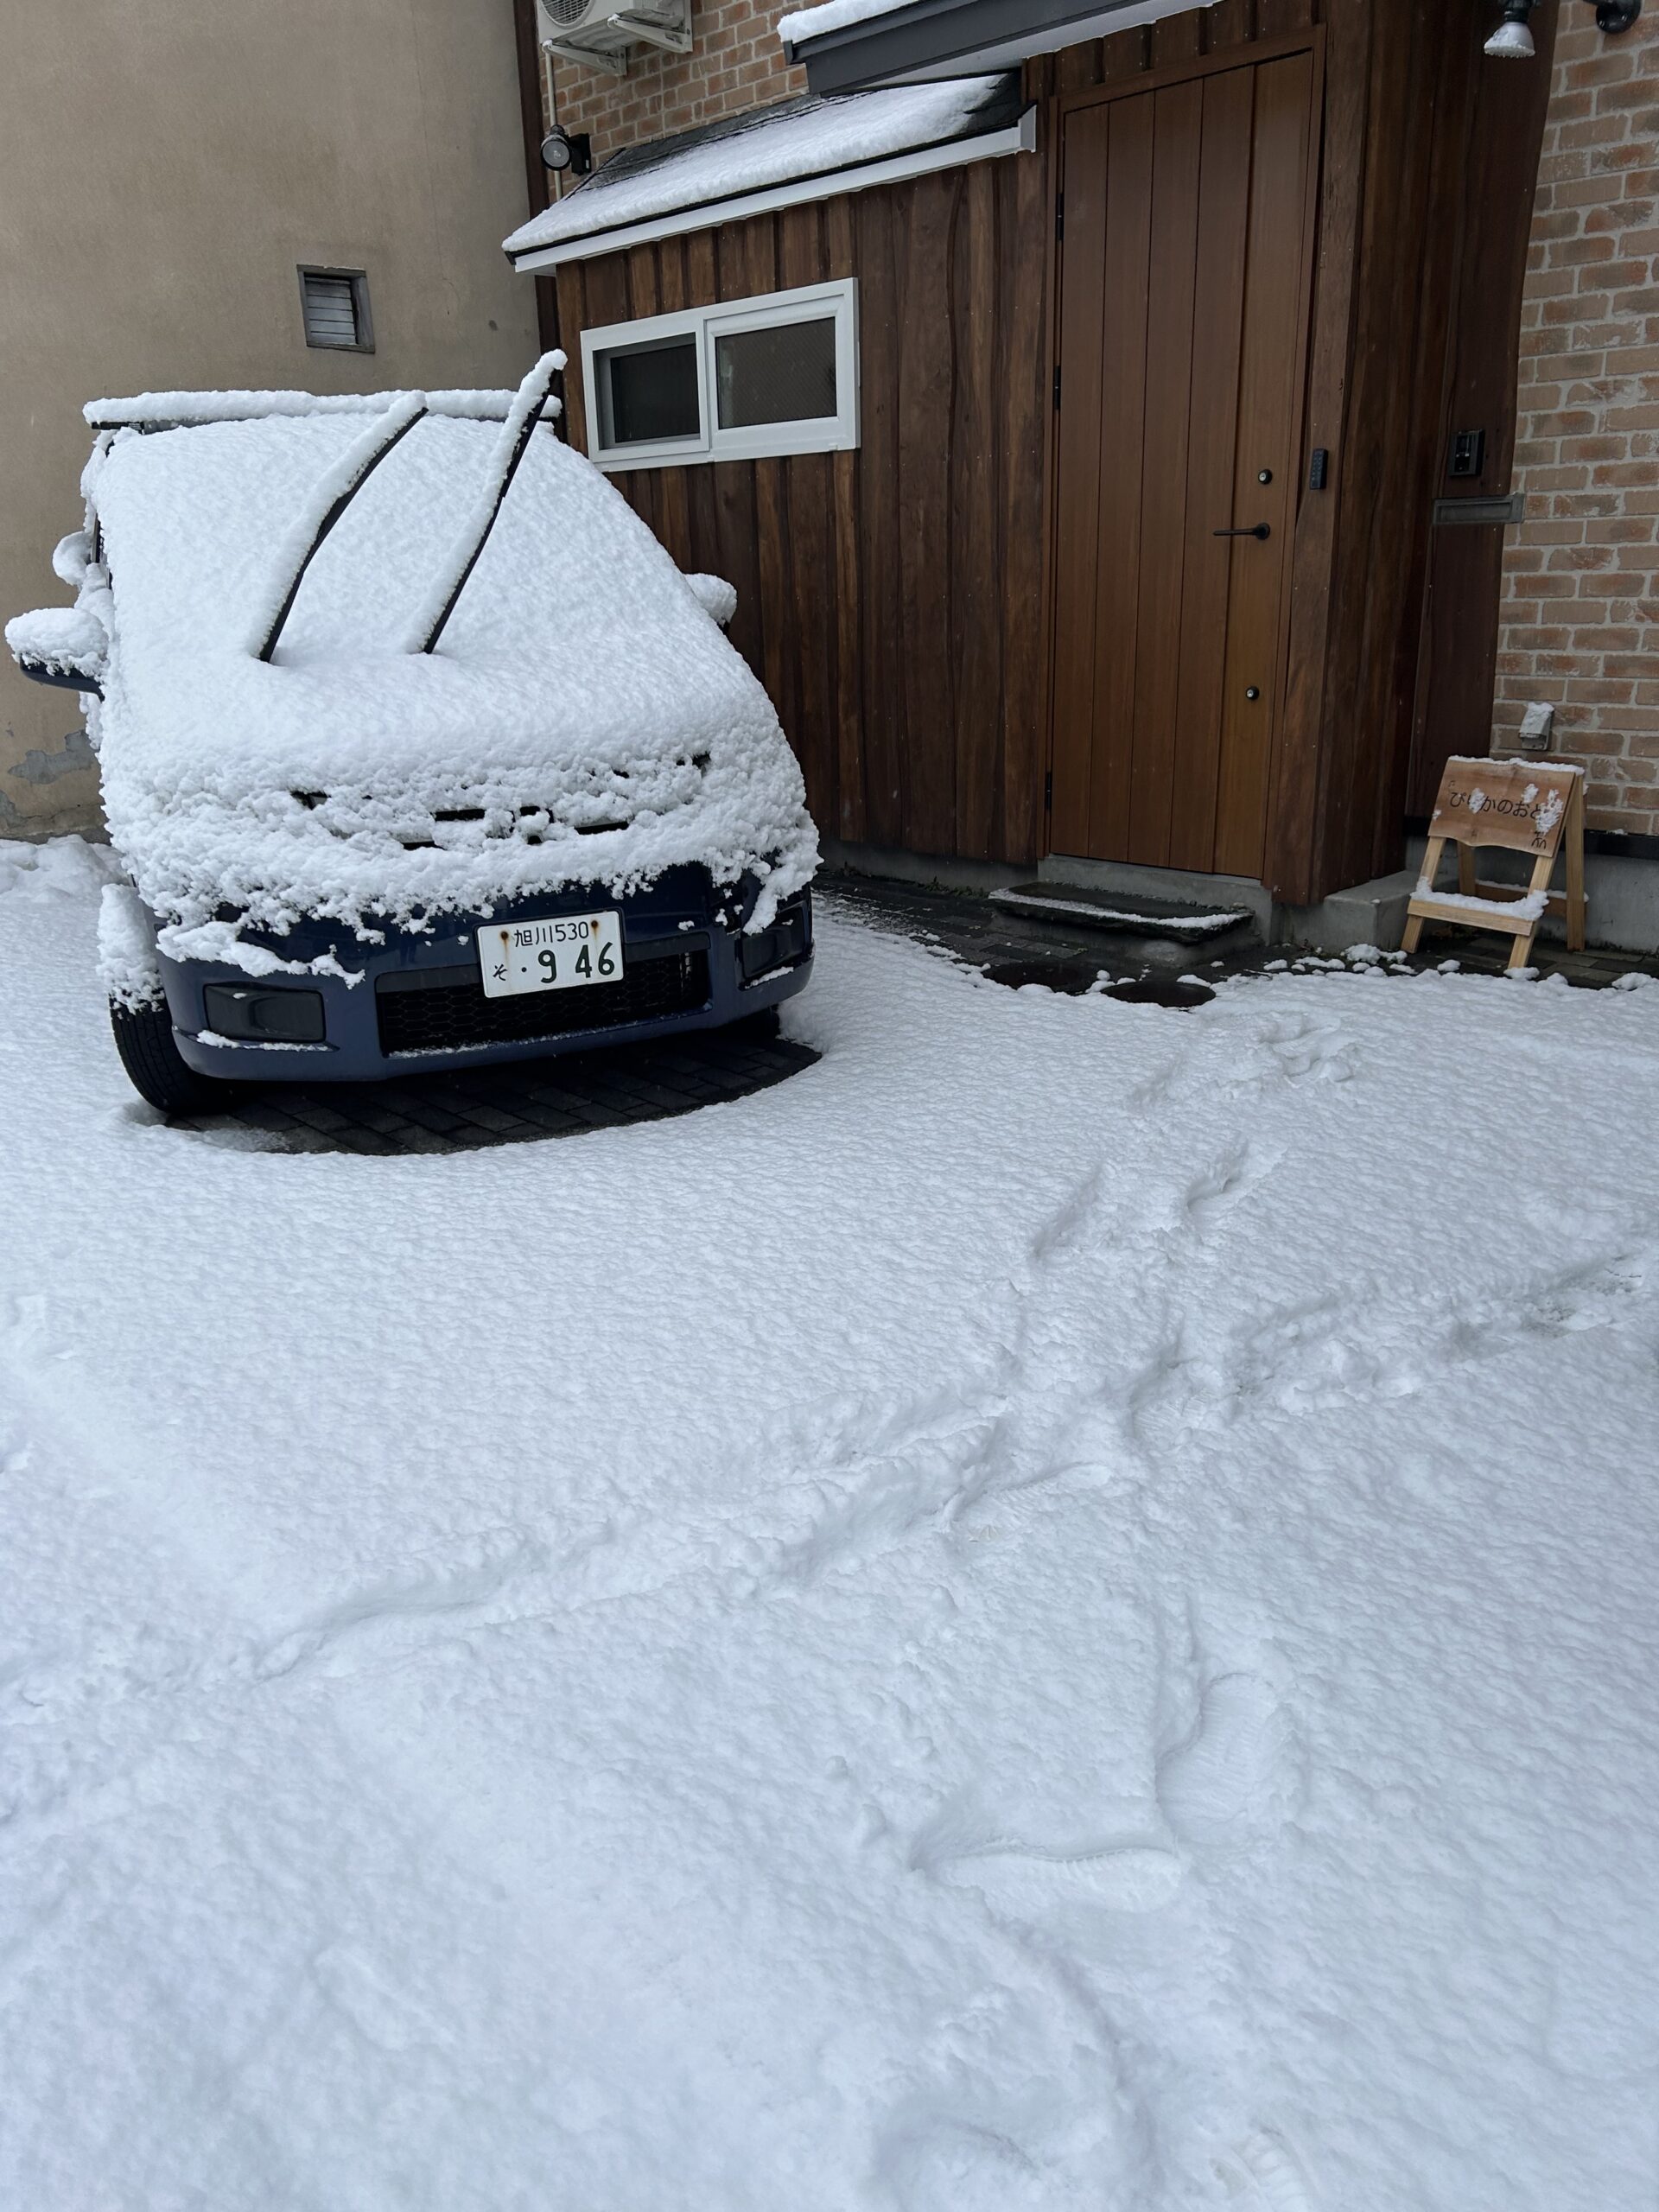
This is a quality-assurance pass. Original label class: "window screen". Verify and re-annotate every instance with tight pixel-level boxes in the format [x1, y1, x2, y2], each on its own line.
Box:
[601, 334, 701, 448]
[299, 268, 372, 352]
[715, 315, 837, 429]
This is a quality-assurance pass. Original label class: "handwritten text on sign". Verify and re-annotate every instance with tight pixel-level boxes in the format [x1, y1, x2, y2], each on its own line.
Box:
[1429, 757, 1581, 857]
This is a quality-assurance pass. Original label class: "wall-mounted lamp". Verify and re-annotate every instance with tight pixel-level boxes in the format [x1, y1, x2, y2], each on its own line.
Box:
[1486, 0, 1642, 55]
[541, 126, 594, 176]
[1485, 0, 1537, 56]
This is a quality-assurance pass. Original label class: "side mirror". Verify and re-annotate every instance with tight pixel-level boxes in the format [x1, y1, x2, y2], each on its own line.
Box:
[5, 605, 106, 696]
[685, 572, 737, 629]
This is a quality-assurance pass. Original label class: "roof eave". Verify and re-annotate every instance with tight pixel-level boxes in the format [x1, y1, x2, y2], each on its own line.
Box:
[784, 0, 1205, 92]
[505, 100, 1035, 273]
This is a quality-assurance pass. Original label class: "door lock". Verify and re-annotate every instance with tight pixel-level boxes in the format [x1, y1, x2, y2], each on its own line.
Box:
[1215, 524, 1272, 540]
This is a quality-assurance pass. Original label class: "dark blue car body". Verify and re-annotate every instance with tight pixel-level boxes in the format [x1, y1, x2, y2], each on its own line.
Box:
[165, 867, 813, 1083]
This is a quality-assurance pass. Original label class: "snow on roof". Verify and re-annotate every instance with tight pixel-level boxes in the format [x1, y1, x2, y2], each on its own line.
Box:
[778, 0, 912, 44]
[503, 75, 1020, 260]
[42, 407, 815, 959]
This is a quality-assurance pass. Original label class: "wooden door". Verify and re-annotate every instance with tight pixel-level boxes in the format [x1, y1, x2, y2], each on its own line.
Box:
[1050, 48, 1317, 878]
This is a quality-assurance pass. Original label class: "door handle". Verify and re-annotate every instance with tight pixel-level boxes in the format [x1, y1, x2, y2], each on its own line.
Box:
[1213, 524, 1272, 540]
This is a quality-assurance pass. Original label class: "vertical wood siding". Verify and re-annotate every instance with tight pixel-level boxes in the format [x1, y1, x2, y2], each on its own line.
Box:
[551, 0, 1550, 903]
[556, 161, 1051, 864]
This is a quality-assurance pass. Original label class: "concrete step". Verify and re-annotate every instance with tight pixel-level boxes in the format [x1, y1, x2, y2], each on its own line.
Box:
[990, 881, 1255, 944]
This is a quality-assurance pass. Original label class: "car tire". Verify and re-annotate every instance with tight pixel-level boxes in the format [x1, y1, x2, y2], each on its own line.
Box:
[109, 1000, 234, 1117]
[729, 1003, 782, 1042]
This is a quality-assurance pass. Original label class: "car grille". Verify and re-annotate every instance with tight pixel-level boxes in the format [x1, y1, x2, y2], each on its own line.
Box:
[375, 950, 711, 1057]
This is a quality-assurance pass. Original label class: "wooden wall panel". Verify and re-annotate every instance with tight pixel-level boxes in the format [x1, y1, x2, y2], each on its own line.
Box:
[543, 0, 1546, 900]
[1272, 0, 1552, 899]
[1408, 1, 1560, 817]
[854, 188, 905, 848]
[550, 145, 1053, 865]
[1000, 87, 1052, 865]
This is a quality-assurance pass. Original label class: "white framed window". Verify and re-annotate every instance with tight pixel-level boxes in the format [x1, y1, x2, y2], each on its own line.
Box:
[581, 278, 859, 472]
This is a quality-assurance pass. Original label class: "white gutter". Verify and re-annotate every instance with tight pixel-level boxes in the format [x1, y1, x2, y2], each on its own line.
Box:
[884, 0, 1208, 77]
[510, 104, 1037, 274]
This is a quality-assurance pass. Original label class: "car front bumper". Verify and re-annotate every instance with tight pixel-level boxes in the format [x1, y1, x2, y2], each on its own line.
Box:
[157, 869, 814, 1084]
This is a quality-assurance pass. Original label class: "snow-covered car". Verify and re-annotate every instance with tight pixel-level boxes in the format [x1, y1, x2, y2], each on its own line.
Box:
[6, 357, 817, 1116]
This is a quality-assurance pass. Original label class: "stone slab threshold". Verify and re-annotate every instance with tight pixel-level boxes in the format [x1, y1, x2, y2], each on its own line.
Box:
[991, 881, 1255, 942]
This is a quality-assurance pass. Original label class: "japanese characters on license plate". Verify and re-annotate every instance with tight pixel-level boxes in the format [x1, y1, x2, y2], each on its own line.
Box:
[479, 912, 624, 999]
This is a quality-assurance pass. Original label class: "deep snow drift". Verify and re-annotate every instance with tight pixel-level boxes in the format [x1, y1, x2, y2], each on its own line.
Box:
[3, 838, 1658, 2211]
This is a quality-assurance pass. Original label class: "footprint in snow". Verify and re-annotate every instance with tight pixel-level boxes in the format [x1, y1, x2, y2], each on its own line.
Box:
[1157, 1650, 1298, 1846]
[912, 1804, 1183, 1915]
[1183, 1141, 1280, 1236]
[1211, 2127, 1319, 2209]
[1258, 1014, 1357, 1085]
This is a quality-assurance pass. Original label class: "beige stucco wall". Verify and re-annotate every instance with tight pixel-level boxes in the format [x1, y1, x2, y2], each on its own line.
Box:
[1, 0, 540, 838]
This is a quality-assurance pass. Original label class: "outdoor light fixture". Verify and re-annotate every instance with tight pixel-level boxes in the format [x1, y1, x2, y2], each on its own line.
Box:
[1486, 0, 1641, 53]
[1485, 0, 1536, 56]
[541, 125, 594, 176]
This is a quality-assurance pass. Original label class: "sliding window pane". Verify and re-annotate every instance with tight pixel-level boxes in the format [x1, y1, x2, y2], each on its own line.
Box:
[714, 316, 836, 429]
[601, 334, 700, 448]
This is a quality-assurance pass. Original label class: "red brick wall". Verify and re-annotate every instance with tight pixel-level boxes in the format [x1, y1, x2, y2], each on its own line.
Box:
[532, 2, 804, 169]
[1495, 5, 1659, 835]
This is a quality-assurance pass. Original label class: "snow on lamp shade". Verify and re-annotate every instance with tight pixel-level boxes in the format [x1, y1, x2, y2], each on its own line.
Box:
[299, 268, 372, 353]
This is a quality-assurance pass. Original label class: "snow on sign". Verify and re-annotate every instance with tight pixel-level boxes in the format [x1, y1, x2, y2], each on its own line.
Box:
[1428, 756, 1580, 855]
[480, 909, 623, 997]
[1403, 755, 1586, 972]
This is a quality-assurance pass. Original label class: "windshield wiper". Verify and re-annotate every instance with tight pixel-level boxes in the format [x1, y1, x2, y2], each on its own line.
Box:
[403, 352, 564, 657]
[251, 391, 428, 664]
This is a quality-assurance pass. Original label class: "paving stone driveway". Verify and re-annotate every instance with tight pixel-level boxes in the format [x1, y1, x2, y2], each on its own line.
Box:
[179, 1022, 817, 1155]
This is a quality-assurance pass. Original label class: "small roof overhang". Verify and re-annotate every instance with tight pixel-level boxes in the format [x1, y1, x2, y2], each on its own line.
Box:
[779, 0, 1207, 92]
[504, 73, 1031, 273]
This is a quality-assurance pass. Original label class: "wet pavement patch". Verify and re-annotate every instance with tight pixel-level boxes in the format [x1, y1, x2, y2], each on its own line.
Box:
[982, 958, 1104, 995]
[1103, 977, 1216, 1009]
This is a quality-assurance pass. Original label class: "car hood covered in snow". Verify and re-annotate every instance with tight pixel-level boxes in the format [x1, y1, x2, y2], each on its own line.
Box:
[24, 399, 817, 964]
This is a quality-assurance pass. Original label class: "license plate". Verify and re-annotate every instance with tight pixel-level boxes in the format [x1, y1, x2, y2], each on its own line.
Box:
[479, 911, 624, 998]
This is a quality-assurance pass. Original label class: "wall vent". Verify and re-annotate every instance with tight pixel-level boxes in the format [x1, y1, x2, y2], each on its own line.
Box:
[298, 267, 374, 353]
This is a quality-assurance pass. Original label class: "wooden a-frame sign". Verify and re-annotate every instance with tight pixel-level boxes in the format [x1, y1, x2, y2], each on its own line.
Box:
[1402, 756, 1586, 972]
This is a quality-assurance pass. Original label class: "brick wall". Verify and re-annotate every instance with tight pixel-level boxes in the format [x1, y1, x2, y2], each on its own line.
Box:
[1494, 5, 1659, 835]
[535, 2, 804, 170]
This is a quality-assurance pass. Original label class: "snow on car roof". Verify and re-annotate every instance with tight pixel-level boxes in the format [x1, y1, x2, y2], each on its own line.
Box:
[63, 399, 816, 959]
[84, 389, 531, 429]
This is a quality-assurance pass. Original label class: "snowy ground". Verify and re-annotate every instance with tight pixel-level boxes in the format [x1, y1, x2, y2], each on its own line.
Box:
[4, 836, 1659, 2212]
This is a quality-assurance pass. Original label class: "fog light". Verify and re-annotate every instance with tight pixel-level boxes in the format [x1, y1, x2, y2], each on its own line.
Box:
[738, 893, 812, 982]
[201, 982, 326, 1043]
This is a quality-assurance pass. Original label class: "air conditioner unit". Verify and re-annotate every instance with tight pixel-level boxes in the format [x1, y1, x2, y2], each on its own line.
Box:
[537, 0, 691, 77]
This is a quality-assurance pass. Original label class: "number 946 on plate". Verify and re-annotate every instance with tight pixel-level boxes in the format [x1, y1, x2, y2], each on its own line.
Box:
[480, 911, 624, 998]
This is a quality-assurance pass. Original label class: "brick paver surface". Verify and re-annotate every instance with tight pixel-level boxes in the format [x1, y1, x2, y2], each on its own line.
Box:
[181, 1021, 818, 1156]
